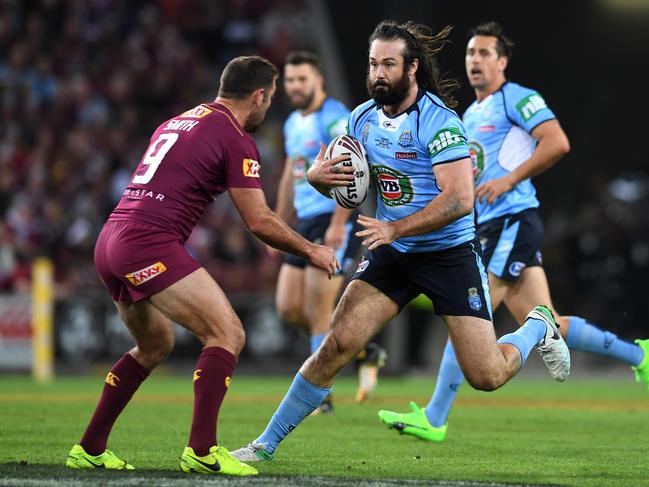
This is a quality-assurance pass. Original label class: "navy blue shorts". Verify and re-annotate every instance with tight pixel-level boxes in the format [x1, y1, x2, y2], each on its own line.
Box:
[478, 208, 543, 281]
[284, 212, 362, 275]
[351, 238, 492, 319]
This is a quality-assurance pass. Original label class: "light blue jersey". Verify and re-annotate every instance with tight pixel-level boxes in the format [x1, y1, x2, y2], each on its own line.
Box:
[348, 89, 474, 253]
[284, 97, 349, 219]
[463, 81, 556, 225]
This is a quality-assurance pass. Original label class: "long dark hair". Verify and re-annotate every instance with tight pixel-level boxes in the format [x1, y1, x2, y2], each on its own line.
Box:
[369, 20, 459, 108]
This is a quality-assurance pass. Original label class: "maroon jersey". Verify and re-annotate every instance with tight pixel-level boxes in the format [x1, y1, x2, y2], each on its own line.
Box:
[109, 102, 263, 241]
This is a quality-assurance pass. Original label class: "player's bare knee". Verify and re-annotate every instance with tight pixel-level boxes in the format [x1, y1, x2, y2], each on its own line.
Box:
[324, 329, 359, 362]
[465, 370, 503, 391]
[134, 339, 173, 369]
[276, 304, 302, 326]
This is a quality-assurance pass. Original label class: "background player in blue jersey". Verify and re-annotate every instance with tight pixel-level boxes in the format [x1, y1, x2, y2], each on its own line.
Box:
[231, 20, 570, 462]
[378, 20, 649, 443]
[273, 51, 387, 412]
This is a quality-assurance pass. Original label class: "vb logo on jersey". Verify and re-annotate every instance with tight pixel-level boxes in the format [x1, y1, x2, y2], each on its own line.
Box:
[292, 156, 308, 183]
[469, 141, 486, 181]
[516, 93, 547, 121]
[372, 165, 414, 206]
[243, 158, 260, 178]
[427, 127, 465, 156]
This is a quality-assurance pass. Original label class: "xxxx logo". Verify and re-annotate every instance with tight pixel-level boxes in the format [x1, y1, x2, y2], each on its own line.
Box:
[225, 376, 232, 388]
[372, 165, 414, 206]
[125, 261, 167, 286]
[243, 158, 260, 178]
[469, 141, 486, 182]
[180, 104, 214, 118]
[193, 369, 202, 382]
[105, 372, 120, 387]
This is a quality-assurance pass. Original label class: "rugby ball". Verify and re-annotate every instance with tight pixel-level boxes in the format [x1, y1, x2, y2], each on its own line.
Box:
[324, 134, 370, 209]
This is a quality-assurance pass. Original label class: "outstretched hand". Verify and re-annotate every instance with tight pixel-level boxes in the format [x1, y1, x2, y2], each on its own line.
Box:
[308, 242, 342, 279]
[355, 214, 398, 250]
[306, 142, 356, 189]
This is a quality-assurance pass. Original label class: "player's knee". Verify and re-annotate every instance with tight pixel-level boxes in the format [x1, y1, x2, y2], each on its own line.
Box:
[321, 330, 357, 362]
[277, 304, 310, 333]
[465, 370, 503, 392]
[230, 325, 246, 353]
[137, 337, 174, 368]
[276, 305, 297, 323]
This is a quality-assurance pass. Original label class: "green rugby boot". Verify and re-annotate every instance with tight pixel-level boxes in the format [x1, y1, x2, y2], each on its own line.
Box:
[632, 339, 649, 389]
[66, 444, 134, 470]
[180, 445, 258, 476]
[378, 401, 447, 442]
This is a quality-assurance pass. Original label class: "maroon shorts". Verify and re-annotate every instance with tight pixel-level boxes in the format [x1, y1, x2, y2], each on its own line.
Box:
[94, 220, 201, 302]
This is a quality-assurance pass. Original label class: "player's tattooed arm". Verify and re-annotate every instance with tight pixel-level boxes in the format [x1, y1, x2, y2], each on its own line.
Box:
[390, 158, 474, 239]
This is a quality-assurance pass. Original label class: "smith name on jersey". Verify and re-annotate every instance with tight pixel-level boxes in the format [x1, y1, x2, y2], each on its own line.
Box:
[347, 89, 474, 253]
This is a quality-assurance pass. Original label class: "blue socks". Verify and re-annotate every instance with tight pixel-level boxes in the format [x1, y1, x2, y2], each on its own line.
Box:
[310, 333, 326, 354]
[425, 340, 465, 427]
[565, 316, 643, 366]
[254, 373, 331, 454]
[497, 317, 546, 366]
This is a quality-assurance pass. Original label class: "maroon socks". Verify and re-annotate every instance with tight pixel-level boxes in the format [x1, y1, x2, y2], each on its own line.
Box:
[187, 346, 236, 456]
[80, 352, 149, 455]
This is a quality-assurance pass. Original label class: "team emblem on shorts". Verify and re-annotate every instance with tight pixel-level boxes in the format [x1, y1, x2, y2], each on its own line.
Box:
[355, 258, 370, 274]
[125, 261, 167, 286]
[467, 287, 483, 311]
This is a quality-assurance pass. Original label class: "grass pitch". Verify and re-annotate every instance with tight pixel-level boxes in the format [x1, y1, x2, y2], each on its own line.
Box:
[1, 372, 647, 486]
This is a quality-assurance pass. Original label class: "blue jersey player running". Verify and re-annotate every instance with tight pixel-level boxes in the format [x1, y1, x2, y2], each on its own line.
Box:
[273, 51, 386, 412]
[231, 20, 570, 463]
[378, 21, 649, 443]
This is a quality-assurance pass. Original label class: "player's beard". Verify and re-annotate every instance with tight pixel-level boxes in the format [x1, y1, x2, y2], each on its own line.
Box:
[367, 67, 410, 107]
[289, 89, 315, 110]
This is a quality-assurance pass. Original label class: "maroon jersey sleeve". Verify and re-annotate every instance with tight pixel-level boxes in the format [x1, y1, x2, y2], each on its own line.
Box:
[222, 136, 264, 189]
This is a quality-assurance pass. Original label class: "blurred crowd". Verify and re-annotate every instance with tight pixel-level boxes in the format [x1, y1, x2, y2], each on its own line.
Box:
[0, 0, 314, 301]
[1, 0, 647, 341]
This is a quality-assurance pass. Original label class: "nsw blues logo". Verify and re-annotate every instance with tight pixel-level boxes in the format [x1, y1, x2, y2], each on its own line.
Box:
[467, 287, 482, 311]
[398, 129, 413, 148]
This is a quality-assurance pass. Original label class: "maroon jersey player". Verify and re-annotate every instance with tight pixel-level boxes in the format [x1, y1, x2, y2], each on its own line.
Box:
[66, 56, 343, 477]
